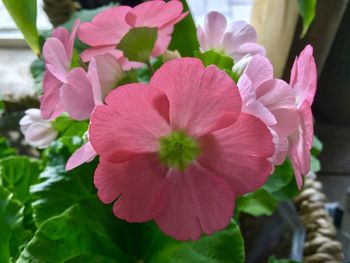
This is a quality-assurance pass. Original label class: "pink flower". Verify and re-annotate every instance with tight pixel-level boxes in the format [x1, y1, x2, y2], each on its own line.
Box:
[40, 20, 80, 120]
[20, 109, 58, 149]
[197, 11, 265, 62]
[288, 45, 317, 188]
[78, 0, 187, 65]
[237, 55, 299, 165]
[64, 54, 124, 171]
[89, 58, 274, 240]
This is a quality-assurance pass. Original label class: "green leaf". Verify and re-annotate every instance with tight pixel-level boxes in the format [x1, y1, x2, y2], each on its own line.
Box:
[0, 99, 4, 115]
[311, 135, 323, 156]
[0, 186, 30, 263]
[30, 58, 45, 93]
[21, 140, 245, 262]
[236, 189, 278, 217]
[52, 115, 88, 138]
[263, 161, 294, 193]
[2, 0, 40, 55]
[195, 50, 234, 70]
[297, 0, 317, 37]
[0, 137, 16, 158]
[268, 256, 300, 263]
[0, 156, 41, 204]
[310, 154, 321, 172]
[169, 0, 199, 56]
[118, 27, 158, 63]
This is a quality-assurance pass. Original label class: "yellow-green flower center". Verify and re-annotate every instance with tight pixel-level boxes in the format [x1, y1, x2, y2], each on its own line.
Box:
[158, 131, 200, 171]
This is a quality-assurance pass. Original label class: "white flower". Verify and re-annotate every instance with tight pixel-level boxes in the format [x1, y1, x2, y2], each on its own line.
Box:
[19, 108, 58, 149]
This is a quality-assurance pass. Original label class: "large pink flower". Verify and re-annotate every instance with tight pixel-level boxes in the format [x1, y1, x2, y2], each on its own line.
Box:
[288, 45, 317, 188]
[237, 55, 299, 165]
[40, 20, 80, 120]
[197, 11, 265, 62]
[64, 54, 124, 170]
[78, 0, 187, 65]
[89, 58, 274, 240]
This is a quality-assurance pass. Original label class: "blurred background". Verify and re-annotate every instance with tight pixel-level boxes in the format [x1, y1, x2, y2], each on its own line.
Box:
[0, 0, 350, 262]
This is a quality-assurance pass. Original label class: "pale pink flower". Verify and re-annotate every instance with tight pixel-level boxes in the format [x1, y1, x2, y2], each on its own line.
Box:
[89, 58, 274, 240]
[288, 45, 317, 188]
[40, 20, 80, 120]
[237, 55, 299, 165]
[20, 109, 58, 149]
[78, 0, 187, 66]
[64, 54, 124, 171]
[197, 11, 265, 62]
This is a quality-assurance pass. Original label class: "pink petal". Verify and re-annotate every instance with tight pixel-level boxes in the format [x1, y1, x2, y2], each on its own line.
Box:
[256, 79, 299, 137]
[90, 54, 124, 103]
[150, 58, 242, 136]
[125, 0, 184, 29]
[61, 68, 95, 121]
[40, 71, 64, 120]
[152, 28, 172, 57]
[89, 84, 171, 163]
[80, 45, 123, 62]
[67, 19, 80, 60]
[243, 55, 273, 90]
[66, 141, 97, 171]
[52, 27, 69, 49]
[222, 20, 258, 50]
[238, 74, 277, 126]
[78, 6, 131, 46]
[43, 38, 70, 83]
[288, 101, 314, 189]
[200, 11, 227, 50]
[94, 154, 167, 222]
[290, 45, 317, 107]
[153, 162, 234, 240]
[232, 42, 266, 62]
[198, 113, 274, 196]
[269, 128, 288, 165]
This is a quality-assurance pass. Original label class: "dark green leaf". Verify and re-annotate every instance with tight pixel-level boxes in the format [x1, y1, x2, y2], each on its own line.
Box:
[195, 50, 234, 70]
[0, 156, 41, 204]
[236, 189, 278, 217]
[263, 161, 294, 193]
[297, 0, 317, 37]
[169, 0, 199, 56]
[0, 186, 30, 262]
[2, 0, 40, 55]
[0, 137, 17, 158]
[268, 256, 300, 263]
[118, 27, 158, 63]
[21, 139, 245, 262]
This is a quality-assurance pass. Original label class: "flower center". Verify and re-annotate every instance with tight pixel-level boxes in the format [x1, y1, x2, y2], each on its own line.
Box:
[158, 131, 200, 171]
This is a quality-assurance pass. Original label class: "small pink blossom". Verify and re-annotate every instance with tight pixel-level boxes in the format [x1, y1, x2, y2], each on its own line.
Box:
[89, 58, 274, 240]
[288, 45, 317, 188]
[64, 54, 124, 171]
[78, 0, 187, 66]
[20, 109, 58, 149]
[237, 55, 299, 165]
[197, 11, 265, 62]
[40, 20, 80, 120]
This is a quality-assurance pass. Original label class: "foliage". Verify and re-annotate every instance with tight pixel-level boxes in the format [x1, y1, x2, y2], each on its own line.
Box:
[297, 0, 317, 37]
[118, 27, 158, 63]
[2, 0, 40, 55]
[268, 256, 300, 263]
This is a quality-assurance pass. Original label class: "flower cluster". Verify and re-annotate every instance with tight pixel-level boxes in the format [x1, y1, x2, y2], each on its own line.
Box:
[20, 1, 317, 241]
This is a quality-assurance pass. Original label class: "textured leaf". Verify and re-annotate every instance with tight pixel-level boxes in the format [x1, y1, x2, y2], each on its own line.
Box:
[311, 135, 322, 156]
[52, 115, 88, 138]
[118, 27, 158, 63]
[0, 186, 30, 263]
[268, 256, 300, 263]
[20, 140, 245, 263]
[30, 58, 45, 93]
[297, 0, 317, 37]
[236, 189, 278, 217]
[2, 0, 40, 55]
[0, 137, 16, 158]
[0, 156, 41, 204]
[168, 0, 199, 56]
